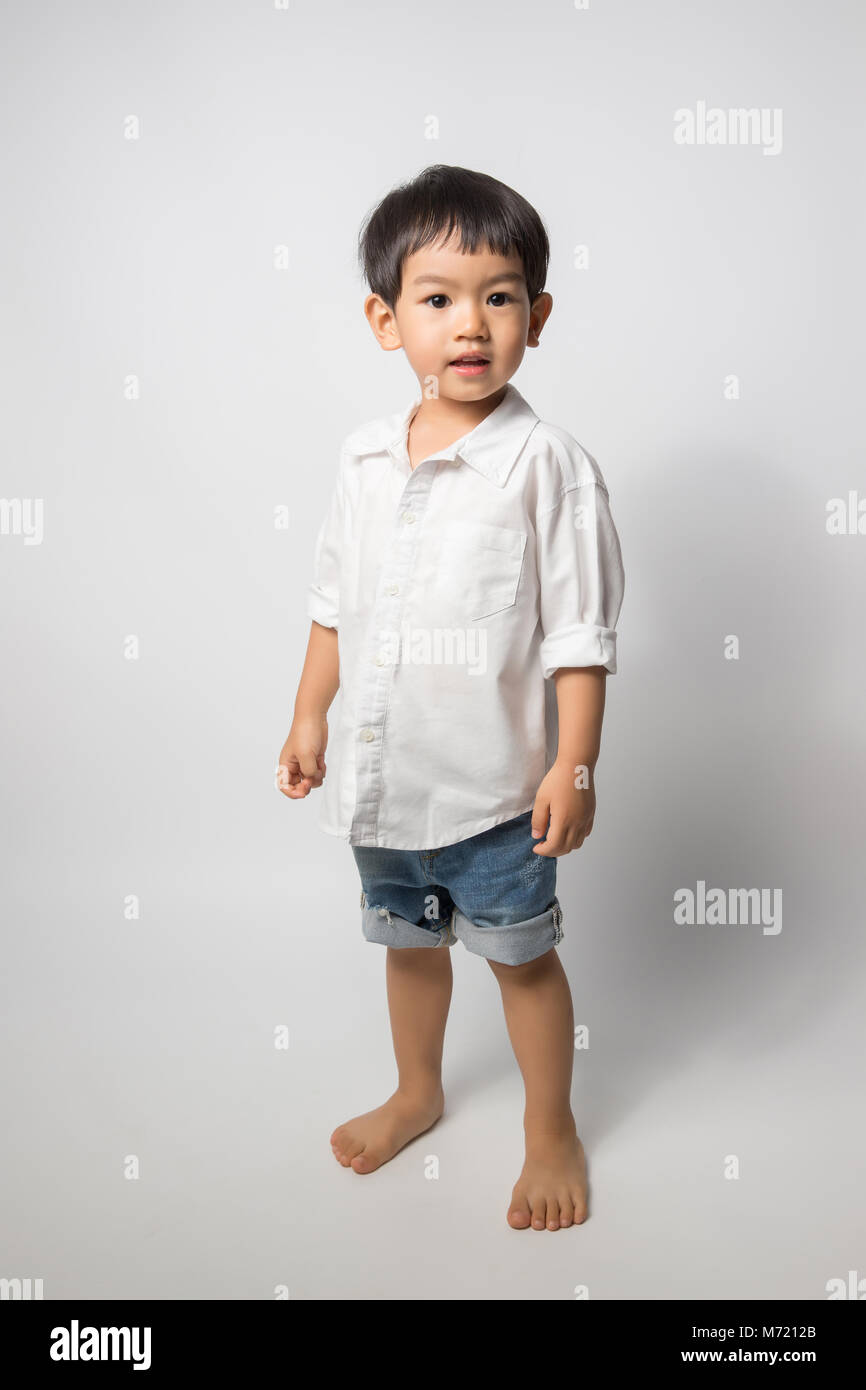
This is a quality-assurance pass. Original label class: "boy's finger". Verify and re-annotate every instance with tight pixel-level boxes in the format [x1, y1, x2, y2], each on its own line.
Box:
[532, 815, 566, 856]
[281, 782, 307, 798]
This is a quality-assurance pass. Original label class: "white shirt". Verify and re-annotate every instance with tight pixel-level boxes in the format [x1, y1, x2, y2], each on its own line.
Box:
[305, 381, 625, 850]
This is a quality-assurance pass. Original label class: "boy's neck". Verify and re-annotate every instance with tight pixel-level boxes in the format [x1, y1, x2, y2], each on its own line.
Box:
[407, 385, 509, 469]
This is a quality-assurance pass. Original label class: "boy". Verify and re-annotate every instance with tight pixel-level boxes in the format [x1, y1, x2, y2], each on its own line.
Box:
[277, 165, 625, 1231]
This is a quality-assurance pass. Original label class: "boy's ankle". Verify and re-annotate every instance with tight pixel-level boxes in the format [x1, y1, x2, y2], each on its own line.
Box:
[395, 1078, 445, 1106]
[523, 1111, 577, 1140]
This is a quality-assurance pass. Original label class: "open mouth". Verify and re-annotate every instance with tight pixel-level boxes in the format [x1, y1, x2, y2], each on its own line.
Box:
[450, 356, 490, 372]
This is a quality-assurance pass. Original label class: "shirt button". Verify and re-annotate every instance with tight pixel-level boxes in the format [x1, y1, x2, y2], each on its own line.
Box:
[403, 512, 416, 524]
[375, 653, 386, 666]
[386, 584, 399, 595]
[360, 728, 375, 742]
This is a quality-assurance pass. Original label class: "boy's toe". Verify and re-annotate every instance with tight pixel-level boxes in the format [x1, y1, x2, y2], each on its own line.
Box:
[341, 1132, 365, 1163]
[507, 1197, 532, 1229]
[545, 1197, 560, 1230]
[530, 1198, 547, 1230]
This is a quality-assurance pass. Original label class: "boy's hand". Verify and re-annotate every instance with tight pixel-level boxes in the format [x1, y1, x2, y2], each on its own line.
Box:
[530, 758, 596, 856]
[276, 716, 328, 798]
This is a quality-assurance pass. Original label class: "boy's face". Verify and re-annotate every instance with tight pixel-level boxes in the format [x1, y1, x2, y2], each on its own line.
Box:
[365, 231, 552, 402]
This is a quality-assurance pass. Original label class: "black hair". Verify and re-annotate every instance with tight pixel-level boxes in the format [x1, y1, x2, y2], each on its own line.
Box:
[357, 164, 550, 311]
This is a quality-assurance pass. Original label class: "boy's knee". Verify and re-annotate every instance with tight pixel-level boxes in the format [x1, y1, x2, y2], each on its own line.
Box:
[486, 948, 554, 978]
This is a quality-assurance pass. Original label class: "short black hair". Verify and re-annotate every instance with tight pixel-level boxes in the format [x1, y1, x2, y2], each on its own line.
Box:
[357, 164, 550, 311]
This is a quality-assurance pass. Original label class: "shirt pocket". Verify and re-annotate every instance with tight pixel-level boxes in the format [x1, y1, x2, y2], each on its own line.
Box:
[436, 519, 528, 621]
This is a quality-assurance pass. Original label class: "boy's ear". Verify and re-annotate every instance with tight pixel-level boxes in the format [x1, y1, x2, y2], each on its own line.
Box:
[364, 292, 402, 351]
[528, 291, 553, 347]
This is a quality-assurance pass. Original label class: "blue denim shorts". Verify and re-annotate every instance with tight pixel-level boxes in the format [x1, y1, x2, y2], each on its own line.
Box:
[351, 810, 564, 966]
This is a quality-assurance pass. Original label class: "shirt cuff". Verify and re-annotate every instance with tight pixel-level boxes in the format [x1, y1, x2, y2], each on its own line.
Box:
[540, 623, 617, 678]
[307, 589, 339, 630]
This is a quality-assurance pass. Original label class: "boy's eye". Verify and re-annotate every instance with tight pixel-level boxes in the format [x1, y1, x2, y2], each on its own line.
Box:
[424, 292, 514, 308]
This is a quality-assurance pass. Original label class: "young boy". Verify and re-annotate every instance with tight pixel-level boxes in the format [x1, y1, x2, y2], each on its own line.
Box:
[277, 165, 625, 1232]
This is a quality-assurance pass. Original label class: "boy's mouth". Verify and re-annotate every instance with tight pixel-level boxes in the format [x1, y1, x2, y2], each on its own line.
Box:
[449, 354, 490, 375]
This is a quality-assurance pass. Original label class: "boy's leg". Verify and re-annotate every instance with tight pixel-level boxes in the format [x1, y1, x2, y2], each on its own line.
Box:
[330, 945, 452, 1174]
[487, 948, 588, 1230]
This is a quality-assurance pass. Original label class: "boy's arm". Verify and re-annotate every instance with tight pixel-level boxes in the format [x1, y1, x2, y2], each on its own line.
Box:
[553, 665, 606, 773]
[278, 456, 345, 800]
[296, 620, 340, 720]
[532, 458, 624, 855]
[278, 621, 339, 798]
[529, 666, 606, 853]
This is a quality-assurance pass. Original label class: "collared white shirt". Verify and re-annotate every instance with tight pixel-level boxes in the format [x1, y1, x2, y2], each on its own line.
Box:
[305, 382, 625, 850]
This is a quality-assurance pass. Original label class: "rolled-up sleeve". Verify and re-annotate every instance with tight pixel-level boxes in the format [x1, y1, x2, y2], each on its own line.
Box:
[306, 467, 344, 631]
[536, 477, 625, 678]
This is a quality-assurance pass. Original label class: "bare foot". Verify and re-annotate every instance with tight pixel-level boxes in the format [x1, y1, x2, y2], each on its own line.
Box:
[330, 1086, 445, 1174]
[507, 1120, 588, 1230]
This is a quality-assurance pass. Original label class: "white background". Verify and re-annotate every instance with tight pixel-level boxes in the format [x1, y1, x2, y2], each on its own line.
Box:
[1, 0, 864, 1299]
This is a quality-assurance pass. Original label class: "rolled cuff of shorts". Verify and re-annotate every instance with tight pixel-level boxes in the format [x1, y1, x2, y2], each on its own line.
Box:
[361, 902, 456, 950]
[540, 624, 617, 678]
[451, 898, 564, 965]
[307, 589, 339, 630]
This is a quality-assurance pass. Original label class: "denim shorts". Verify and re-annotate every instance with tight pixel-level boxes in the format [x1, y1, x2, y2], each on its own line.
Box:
[351, 810, 564, 966]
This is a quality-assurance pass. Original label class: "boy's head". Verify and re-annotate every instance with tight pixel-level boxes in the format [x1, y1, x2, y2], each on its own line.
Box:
[358, 164, 553, 401]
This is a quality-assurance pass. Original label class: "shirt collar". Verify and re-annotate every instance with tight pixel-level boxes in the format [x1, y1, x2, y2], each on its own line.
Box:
[343, 382, 540, 488]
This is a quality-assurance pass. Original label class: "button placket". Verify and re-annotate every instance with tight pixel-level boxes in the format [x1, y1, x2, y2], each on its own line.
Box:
[349, 465, 436, 842]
